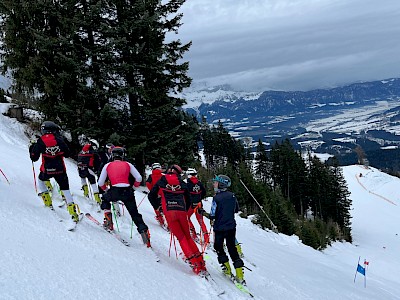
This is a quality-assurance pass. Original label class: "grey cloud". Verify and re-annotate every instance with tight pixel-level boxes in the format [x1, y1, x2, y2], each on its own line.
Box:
[177, 0, 400, 91]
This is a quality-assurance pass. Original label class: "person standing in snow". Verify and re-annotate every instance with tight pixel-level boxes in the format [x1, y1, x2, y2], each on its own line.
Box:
[146, 162, 167, 228]
[148, 164, 207, 275]
[97, 143, 114, 176]
[199, 174, 245, 284]
[185, 168, 209, 245]
[29, 121, 80, 223]
[97, 146, 150, 246]
[77, 139, 101, 203]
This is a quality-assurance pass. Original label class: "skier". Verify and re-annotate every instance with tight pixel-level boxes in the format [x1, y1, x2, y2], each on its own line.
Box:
[146, 162, 167, 228]
[199, 174, 245, 284]
[148, 164, 207, 275]
[29, 121, 80, 223]
[77, 139, 101, 203]
[97, 146, 151, 246]
[97, 143, 114, 176]
[185, 168, 209, 245]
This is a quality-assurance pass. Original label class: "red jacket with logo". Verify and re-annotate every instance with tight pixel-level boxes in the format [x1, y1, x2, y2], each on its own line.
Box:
[29, 133, 71, 175]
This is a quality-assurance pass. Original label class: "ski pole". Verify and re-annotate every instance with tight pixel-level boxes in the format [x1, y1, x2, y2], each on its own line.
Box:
[111, 202, 120, 232]
[239, 179, 278, 233]
[169, 232, 173, 257]
[118, 200, 125, 216]
[130, 220, 134, 239]
[173, 233, 178, 259]
[31, 162, 37, 193]
[0, 167, 10, 185]
[137, 193, 147, 208]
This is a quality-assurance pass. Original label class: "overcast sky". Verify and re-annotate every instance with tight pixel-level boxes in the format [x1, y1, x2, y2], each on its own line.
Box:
[176, 0, 400, 92]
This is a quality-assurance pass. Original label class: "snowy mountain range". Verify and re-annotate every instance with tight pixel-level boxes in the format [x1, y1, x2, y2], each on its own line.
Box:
[181, 78, 400, 144]
[1, 102, 400, 299]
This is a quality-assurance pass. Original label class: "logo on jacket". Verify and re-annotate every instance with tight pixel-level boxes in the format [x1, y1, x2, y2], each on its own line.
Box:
[45, 146, 61, 156]
[166, 184, 181, 191]
[193, 184, 201, 192]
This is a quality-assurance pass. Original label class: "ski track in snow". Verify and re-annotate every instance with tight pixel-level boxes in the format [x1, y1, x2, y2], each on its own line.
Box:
[0, 103, 400, 299]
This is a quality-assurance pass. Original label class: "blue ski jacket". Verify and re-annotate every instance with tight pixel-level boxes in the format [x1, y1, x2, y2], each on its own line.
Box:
[210, 190, 239, 231]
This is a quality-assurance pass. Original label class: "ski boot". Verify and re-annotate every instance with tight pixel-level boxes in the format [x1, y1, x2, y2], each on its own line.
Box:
[82, 184, 89, 198]
[140, 229, 151, 247]
[93, 192, 101, 204]
[235, 242, 244, 258]
[103, 210, 114, 231]
[189, 254, 207, 275]
[221, 261, 232, 277]
[235, 267, 246, 285]
[154, 209, 164, 225]
[155, 209, 169, 230]
[44, 180, 53, 192]
[39, 191, 52, 208]
[67, 202, 80, 223]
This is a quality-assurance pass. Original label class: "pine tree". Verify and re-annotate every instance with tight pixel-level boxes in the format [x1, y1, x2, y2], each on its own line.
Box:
[270, 139, 308, 216]
[102, 0, 193, 172]
[254, 139, 270, 184]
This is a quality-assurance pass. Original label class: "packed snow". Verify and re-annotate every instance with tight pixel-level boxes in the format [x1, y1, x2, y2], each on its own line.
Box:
[0, 103, 399, 299]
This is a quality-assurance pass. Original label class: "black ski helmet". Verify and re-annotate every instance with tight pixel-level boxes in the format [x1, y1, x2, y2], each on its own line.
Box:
[213, 174, 231, 189]
[111, 146, 126, 161]
[41, 121, 60, 135]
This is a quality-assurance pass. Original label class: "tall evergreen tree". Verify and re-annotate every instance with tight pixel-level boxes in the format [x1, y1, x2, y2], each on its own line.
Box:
[254, 139, 270, 184]
[270, 139, 308, 216]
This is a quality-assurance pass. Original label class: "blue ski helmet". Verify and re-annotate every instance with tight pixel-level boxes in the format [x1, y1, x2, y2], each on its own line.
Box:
[213, 174, 231, 189]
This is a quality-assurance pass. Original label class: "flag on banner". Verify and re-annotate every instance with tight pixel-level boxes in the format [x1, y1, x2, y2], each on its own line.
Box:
[354, 256, 367, 288]
[357, 264, 366, 276]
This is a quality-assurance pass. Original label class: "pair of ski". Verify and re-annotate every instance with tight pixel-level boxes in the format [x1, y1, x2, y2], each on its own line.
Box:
[85, 213, 160, 262]
[179, 253, 225, 297]
[48, 205, 82, 231]
[200, 271, 226, 297]
[204, 254, 254, 298]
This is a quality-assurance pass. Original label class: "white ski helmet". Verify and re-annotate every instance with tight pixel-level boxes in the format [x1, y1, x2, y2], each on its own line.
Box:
[89, 139, 99, 150]
[152, 163, 162, 170]
[186, 168, 197, 178]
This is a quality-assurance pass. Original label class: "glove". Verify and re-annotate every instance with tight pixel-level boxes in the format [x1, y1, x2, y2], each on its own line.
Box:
[29, 138, 37, 145]
[197, 207, 205, 215]
[198, 208, 210, 219]
[133, 181, 141, 188]
[210, 219, 214, 227]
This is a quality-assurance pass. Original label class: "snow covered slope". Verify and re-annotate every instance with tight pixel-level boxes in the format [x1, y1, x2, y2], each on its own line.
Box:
[0, 103, 399, 299]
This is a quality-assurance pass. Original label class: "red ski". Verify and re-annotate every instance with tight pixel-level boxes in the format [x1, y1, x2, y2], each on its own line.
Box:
[85, 213, 130, 246]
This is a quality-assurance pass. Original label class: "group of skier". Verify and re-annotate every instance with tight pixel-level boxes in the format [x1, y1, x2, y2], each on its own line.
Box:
[29, 120, 246, 284]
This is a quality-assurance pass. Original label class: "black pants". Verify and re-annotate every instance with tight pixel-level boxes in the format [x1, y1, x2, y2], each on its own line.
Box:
[214, 228, 244, 268]
[101, 187, 148, 233]
[39, 172, 69, 190]
[78, 169, 96, 185]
